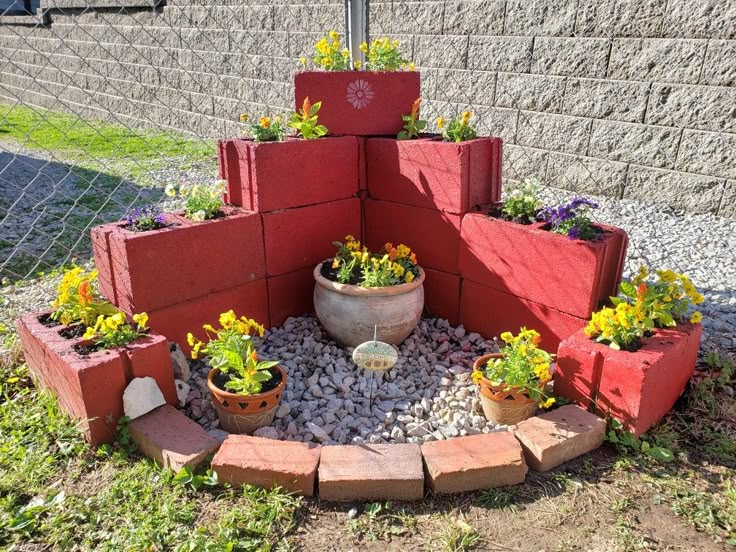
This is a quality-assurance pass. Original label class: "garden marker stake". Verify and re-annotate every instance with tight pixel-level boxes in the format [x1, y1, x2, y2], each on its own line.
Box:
[352, 325, 398, 409]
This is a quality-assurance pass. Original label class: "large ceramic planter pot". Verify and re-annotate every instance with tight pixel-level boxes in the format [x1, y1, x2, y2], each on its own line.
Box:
[313, 262, 425, 347]
[473, 353, 538, 425]
[294, 71, 420, 136]
[207, 366, 287, 434]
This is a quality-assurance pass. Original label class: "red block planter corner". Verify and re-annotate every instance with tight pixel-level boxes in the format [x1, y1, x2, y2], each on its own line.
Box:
[16, 312, 177, 445]
[364, 199, 462, 275]
[459, 212, 628, 319]
[91, 207, 265, 314]
[423, 268, 461, 326]
[294, 71, 420, 136]
[218, 136, 359, 211]
[459, 280, 586, 352]
[147, 279, 269, 355]
[262, 198, 362, 277]
[366, 137, 502, 214]
[267, 267, 316, 327]
[554, 324, 702, 436]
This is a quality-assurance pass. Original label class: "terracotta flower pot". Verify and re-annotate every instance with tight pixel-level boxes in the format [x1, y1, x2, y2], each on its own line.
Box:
[313, 262, 425, 347]
[207, 366, 287, 434]
[472, 353, 538, 425]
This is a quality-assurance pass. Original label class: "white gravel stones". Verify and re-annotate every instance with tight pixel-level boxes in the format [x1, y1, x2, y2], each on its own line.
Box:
[174, 379, 190, 408]
[170, 343, 191, 382]
[182, 316, 503, 446]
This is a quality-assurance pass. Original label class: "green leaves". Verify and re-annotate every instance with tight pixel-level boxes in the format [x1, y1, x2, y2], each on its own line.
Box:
[172, 466, 218, 491]
[289, 99, 329, 140]
[7, 491, 65, 534]
[606, 419, 674, 463]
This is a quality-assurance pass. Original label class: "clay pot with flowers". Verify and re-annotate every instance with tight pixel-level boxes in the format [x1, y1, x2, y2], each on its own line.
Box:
[295, 31, 419, 136]
[314, 235, 424, 347]
[188, 310, 286, 434]
[555, 266, 704, 435]
[472, 328, 556, 425]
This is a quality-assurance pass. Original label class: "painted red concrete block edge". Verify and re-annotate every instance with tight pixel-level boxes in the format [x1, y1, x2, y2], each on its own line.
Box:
[147, 279, 270, 355]
[421, 431, 528, 494]
[459, 212, 628, 318]
[554, 324, 702, 436]
[267, 267, 315, 328]
[218, 136, 359, 212]
[459, 279, 586, 352]
[294, 70, 420, 136]
[212, 435, 321, 496]
[366, 136, 502, 214]
[261, 198, 361, 277]
[91, 207, 265, 314]
[91, 225, 116, 303]
[422, 268, 461, 325]
[363, 199, 462, 275]
[123, 333, 177, 406]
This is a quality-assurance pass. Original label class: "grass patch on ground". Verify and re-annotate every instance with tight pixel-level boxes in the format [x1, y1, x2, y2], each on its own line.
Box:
[0, 335, 734, 550]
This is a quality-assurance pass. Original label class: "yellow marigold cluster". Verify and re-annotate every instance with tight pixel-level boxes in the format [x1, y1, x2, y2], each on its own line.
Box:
[331, 235, 419, 287]
[360, 37, 414, 71]
[311, 31, 353, 71]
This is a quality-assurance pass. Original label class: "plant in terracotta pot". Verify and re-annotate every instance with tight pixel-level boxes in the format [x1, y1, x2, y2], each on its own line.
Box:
[188, 310, 286, 434]
[555, 266, 704, 435]
[472, 328, 555, 425]
[295, 31, 419, 136]
[313, 235, 424, 347]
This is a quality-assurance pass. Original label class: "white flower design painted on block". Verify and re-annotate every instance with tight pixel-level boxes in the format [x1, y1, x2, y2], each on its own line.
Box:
[346, 79, 375, 109]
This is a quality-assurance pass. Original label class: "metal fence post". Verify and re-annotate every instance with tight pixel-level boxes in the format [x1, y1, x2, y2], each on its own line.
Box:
[345, 0, 367, 64]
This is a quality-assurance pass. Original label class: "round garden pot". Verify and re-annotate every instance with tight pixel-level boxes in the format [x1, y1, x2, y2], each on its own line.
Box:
[473, 353, 538, 425]
[206, 366, 287, 434]
[313, 262, 425, 348]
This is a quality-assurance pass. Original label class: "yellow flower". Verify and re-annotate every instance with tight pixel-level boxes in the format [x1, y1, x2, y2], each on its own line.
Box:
[436, 117, 445, 129]
[259, 116, 271, 128]
[239, 113, 248, 123]
[460, 111, 472, 126]
[354, 60, 362, 69]
[186, 332, 195, 346]
[164, 183, 177, 197]
[329, 30, 339, 41]
[405, 272, 415, 283]
[500, 331, 514, 343]
[471, 371, 483, 385]
[83, 327, 96, 340]
[299, 56, 307, 66]
[359, 41, 368, 53]
[219, 310, 237, 329]
[541, 397, 555, 409]
[132, 312, 148, 329]
[332, 258, 340, 269]
[689, 311, 702, 324]
[409, 62, 416, 71]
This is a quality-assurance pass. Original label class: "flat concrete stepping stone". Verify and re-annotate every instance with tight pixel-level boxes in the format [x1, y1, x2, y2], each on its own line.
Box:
[212, 435, 321, 496]
[318, 443, 424, 501]
[421, 431, 528, 494]
[129, 404, 220, 472]
[513, 405, 606, 472]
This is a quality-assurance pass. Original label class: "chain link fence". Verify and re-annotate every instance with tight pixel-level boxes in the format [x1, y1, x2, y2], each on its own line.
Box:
[1, 0, 734, 352]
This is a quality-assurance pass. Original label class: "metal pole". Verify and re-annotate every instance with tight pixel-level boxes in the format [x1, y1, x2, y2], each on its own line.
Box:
[346, 0, 368, 65]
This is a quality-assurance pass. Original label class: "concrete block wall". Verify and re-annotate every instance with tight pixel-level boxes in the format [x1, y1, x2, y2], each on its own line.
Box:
[370, 0, 736, 217]
[0, 0, 734, 217]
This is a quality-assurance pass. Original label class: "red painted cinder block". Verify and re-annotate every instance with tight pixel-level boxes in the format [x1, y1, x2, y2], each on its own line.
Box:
[218, 136, 359, 212]
[267, 267, 315, 328]
[423, 268, 460, 325]
[294, 71, 420, 136]
[261, 198, 361, 277]
[123, 334, 177, 406]
[554, 323, 702, 436]
[91, 224, 116, 303]
[357, 137, 367, 191]
[91, 207, 265, 314]
[459, 280, 586, 352]
[147, 279, 270, 355]
[459, 212, 628, 318]
[363, 199, 462, 274]
[366, 137, 502, 214]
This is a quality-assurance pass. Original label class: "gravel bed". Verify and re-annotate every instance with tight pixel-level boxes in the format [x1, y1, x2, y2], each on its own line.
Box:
[183, 316, 507, 446]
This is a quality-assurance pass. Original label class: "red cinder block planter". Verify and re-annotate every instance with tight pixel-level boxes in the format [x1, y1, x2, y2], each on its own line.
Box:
[423, 268, 461, 325]
[16, 312, 176, 445]
[218, 136, 359, 211]
[363, 199, 462, 274]
[261, 198, 361, 277]
[91, 207, 265, 314]
[459, 212, 628, 318]
[366, 136, 502, 214]
[554, 324, 702, 436]
[267, 267, 315, 327]
[459, 280, 586, 351]
[294, 71, 420, 136]
[147, 279, 269, 355]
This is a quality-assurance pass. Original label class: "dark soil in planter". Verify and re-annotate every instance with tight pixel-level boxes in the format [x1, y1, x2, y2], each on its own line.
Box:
[58, 324, 85, 339]
[486, 204, 538, 226]
[538, 222, 604, 241]
[38, 313, 60, 328]
[212, 366, 283, 395]
[122, 221, 176, 233]
[73, 341, 106, 355]
[320, 260, 363, 286]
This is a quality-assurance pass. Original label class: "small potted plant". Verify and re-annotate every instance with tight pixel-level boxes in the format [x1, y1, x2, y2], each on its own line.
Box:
[91, 180, 266, 314]
[16, 265, 176, 445]
[313, 235, 424, 347]
[218, 99, 359, 212]
[460, 179, 628, 319]
[188, 310, 287, 434]
[295, 31, 419, 136]
[555, 266, 704, 435]
[366, 109, 502, 215]
[472, 328, 556, 425]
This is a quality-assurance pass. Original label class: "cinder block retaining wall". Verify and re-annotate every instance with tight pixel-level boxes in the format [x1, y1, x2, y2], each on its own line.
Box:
[1, 0, 735, 217]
